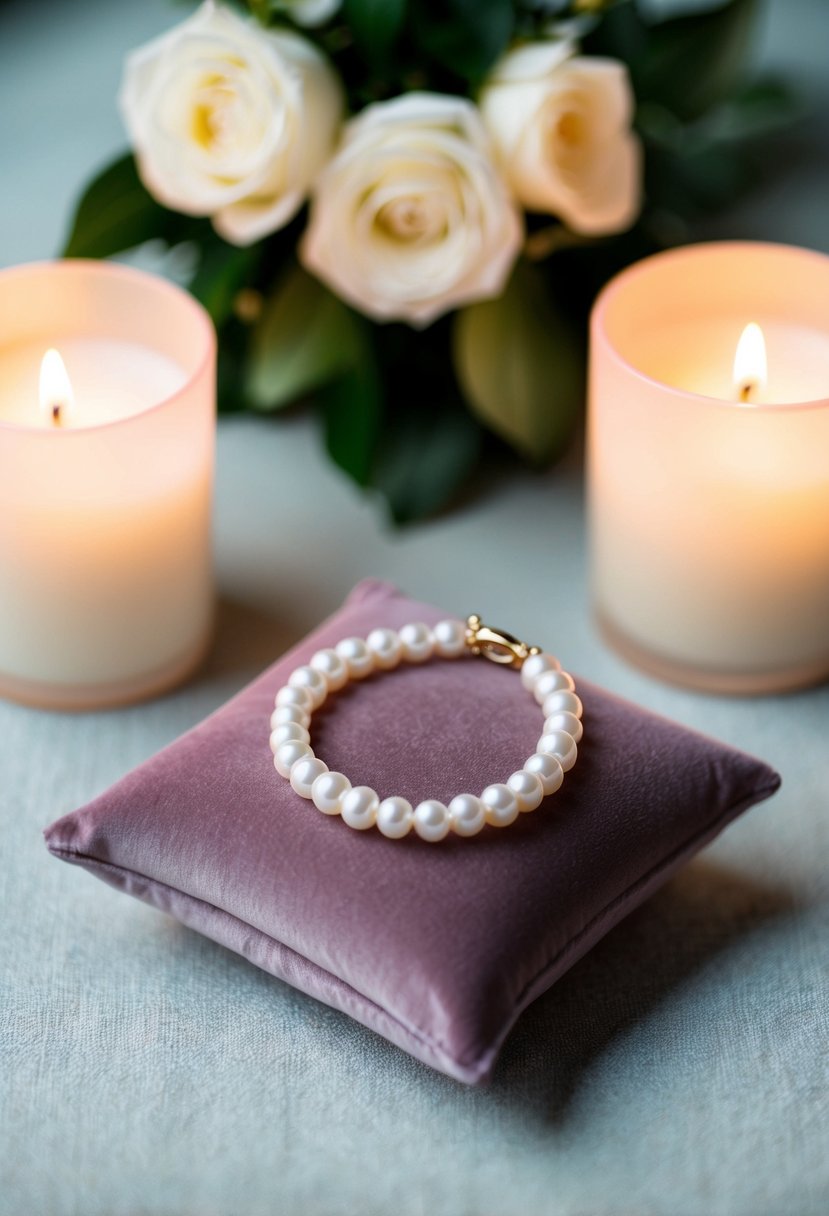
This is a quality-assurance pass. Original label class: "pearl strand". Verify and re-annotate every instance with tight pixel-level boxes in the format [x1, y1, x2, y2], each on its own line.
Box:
[269, 619, 581, 842]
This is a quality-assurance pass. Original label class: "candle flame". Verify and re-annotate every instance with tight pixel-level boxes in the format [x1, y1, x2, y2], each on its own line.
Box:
[733, 323, 767, 403]
[39, 349, 75, 427]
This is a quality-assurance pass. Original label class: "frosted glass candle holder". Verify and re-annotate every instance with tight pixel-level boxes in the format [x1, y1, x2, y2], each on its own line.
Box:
[0, 261, 216, 709]
[588, 242, 829, 694]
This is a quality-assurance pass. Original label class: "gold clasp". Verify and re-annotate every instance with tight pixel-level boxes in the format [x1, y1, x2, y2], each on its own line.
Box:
[465, 614, 541, 670]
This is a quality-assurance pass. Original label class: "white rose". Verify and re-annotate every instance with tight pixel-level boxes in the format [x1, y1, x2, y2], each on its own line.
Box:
[119, 0, 344, 245]
[300, 93, 523, 327]
[480, 41, 641, 236]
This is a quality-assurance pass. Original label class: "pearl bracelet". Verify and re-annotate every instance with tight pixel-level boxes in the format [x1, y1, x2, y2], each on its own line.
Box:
[269, 615, 582, 842]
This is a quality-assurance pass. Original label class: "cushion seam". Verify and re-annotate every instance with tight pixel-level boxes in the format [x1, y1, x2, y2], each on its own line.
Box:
[45, 844, 460, 1074]
[47, 776, 778, 1073]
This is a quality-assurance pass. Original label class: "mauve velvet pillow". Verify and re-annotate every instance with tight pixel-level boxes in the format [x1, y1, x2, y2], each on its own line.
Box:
[45, 580, 780, 1084]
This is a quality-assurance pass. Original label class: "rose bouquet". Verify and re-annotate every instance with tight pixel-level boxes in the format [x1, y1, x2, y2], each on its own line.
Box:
[64, 0, 796, 522]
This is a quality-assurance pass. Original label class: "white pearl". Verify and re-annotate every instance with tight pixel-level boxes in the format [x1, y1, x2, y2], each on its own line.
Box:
[311, 770, 351, 816]
[448, 793, 485, 837]
[520, 651, 560, 691]
[433, 619, 467, 658]
[534, 668, 572, 706]
[366, 627, 403, 670]
[507, 769, 544, 812]
[413, 799, 450, 842]
[335, 637, 374, 680]
[270, 705, 310, 730]
[310, 648, 349, 692]
[290, 756, 328, 799]
[544, 710, 583, 743]
[524, 752, 564, 795]
[270, 626, 580, 841]
[273, 740, 313, 778]
[341, 785, 379, 830]
[288, 665, 327, 709]
[537, 731, 578, 772]
[274, 685, 314, 713]
[541, 689, 582, 719]
[376, 797, 414, 839]
[538, 673, 576, 706]
[399, 622, 434, 664]
[269, 723, 310, 752]
[481, 783, 519, 827]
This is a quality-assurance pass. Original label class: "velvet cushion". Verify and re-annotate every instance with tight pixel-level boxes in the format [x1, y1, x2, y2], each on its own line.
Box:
[44, 580, 780, 1084]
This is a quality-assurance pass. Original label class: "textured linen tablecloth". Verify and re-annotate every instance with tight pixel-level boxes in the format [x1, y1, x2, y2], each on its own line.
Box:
[1, 1, 828, 1214]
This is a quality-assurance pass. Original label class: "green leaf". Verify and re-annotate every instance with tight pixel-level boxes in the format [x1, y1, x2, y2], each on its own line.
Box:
[343, 0, 406, 67]
[247, 0, 273, 24]
[410, 0, 513, 84]
[637, 72, 803, 220]
[216, 317, 253, 414]
[189, 239, 261, 327]
[316, 351, 383, 488]
[645, 139, 756, 215]
[587, 0, 761, 122]
[373, 402, 482, 525]
[62, 153, 193, 258]
[453, 261, 583, 465]
[637, 0, 761, 122]
[584, 1, 649, 66]
[247, 263, 364, 410]
[700, 76, 806, 141]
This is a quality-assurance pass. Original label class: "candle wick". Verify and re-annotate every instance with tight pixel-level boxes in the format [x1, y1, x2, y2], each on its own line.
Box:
[51, 403, 62, 426]
[738, 381, 754, 404]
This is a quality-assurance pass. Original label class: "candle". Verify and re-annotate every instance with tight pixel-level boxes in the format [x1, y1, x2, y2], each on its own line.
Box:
[0, 261, 215, 709]
[588, 241, 829, 694]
